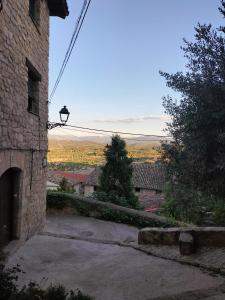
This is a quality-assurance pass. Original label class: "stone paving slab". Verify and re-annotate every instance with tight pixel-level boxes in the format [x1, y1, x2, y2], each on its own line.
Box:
[202, 296, 225, 300]
[151, 287, 225, 300]
[47, 214, 138, 244]
[47, 215, 225, 275]
[6, 215, 225, 300]
[134, 244, 225, 274]
[7, 235, 225, 300]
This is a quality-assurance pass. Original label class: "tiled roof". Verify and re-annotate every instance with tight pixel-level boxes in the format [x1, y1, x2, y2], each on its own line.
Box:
[132, 163, 166, 190]
[85, 167, 101, 186]
[51, 170, 88, 184]
[86, 163, 166, 191]
[48, 0, 69, 18]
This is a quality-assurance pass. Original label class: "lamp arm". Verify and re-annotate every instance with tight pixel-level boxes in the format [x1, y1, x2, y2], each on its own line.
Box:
[47, 122, 67, 130]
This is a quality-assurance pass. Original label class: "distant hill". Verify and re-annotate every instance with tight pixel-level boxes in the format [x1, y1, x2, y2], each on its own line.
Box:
[48, 134, 166, 146]
[48, 137, 162, 166]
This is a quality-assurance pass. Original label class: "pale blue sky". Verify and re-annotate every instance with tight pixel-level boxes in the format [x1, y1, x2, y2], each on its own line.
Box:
[49, 0, 222, 136]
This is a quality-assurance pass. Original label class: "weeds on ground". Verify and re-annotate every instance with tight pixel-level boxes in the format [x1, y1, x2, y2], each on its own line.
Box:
[0, 264, 94, 300]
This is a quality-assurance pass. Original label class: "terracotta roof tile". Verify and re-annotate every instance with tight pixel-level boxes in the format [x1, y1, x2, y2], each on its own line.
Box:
[86, 163, 166, 191]
[52, 170, 88, 183]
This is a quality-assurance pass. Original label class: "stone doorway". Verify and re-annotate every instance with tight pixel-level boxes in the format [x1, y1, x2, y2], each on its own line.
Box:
[0, 168, 21, 248]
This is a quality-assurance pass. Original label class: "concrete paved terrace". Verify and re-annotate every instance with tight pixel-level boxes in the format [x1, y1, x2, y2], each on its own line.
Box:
[7, 215, 225, 300]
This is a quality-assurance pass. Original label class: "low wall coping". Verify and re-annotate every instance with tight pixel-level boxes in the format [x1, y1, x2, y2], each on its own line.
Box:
[138, 227, 225, 248]
[80, 196, 183, 227]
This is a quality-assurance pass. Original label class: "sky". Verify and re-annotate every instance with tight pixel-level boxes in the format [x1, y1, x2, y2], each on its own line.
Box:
[49, 0, 223, 137]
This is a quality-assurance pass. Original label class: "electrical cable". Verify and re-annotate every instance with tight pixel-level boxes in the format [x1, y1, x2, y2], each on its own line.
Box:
[49, 0, 92, 103]
[49, 1, 87, 101]
[62, 128, 166, 142]
[63, 123, 171, 138]
[58, 126, 110, 137]
[50, 124, 171, 141]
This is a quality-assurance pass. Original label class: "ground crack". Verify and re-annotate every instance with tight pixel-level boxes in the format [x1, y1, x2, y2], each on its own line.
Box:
[40, 231, 132, 247]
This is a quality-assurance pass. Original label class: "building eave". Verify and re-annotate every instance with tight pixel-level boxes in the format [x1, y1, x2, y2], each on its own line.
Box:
[48, 0, 69, 19]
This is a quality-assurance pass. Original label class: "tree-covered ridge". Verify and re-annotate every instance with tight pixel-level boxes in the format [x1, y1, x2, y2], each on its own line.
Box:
[48, 139, 160, 166]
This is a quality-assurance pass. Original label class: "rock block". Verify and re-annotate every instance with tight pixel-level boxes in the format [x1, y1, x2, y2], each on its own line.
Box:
[138, 228, 182, 245]
[179, 232, 195, 255]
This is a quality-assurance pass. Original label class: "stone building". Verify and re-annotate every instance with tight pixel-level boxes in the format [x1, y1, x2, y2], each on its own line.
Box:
[0, 0, 69, 248]
[84, 163, 166, 211]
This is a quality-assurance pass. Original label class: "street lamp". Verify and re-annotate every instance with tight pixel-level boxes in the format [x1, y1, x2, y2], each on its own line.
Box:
[47, 106, 70, 130]
[59, 105, 70, 124]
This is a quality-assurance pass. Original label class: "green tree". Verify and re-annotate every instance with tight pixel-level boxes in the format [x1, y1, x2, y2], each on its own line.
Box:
[96, 135, 139, 209]
[160, 1, 225, 222]
[57, 177, 74, 193]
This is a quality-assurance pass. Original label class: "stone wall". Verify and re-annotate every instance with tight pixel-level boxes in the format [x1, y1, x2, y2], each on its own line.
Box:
[47, 192, 180, 228]
[138, 227, 225, 248]
[137, 189, 164, 210]
[84, 185, 164, 209]
[0, 0, 49, 242]
[84, 185, 95, 197]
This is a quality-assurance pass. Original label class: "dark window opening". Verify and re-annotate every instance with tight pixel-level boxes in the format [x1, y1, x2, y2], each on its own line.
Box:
[135, 187, 141, 193]
[94, 186, 98, 192]
[29, 0, 40, 25]
[26, 59, 41, 115]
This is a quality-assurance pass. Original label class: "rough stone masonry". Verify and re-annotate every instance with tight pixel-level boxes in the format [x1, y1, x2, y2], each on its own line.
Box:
[0, 0, 68, 247]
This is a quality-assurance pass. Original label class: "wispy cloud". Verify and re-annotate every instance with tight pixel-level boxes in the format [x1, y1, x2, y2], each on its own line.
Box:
[93, 115, 170, 124]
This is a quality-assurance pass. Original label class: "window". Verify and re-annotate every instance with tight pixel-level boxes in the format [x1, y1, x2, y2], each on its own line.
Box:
[26, 59, 41, 115]
[29, 0, 40, 25]
[94, 186, 98, 192]
[135, 187, 141, 193]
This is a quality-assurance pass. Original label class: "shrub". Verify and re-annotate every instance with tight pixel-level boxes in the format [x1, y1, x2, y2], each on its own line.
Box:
[99, 208, 173, 228]
[0, 264, 20, 300]
[57, 177, 74, 194]
[47, 191, 71, 210]
[162, 181, 221, 225]
[0, 264, 94, 300]
[211, 198, 225, 226]
[95, 191, 141, 210]
[163, 181, 200, 224]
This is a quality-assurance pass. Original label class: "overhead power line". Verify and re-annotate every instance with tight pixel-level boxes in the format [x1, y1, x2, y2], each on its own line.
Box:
[49, 0, 92, 103]
[59, 126, 110, 137]
[58, 126, 168, 142]
[62, 123, 171, 139]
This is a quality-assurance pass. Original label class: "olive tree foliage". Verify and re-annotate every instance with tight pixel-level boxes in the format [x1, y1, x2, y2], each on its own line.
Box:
[160, 1, 225, 199]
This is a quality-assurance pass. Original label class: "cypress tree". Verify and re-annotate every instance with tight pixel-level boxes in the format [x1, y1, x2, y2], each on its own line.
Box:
[97, 135, 139, 209]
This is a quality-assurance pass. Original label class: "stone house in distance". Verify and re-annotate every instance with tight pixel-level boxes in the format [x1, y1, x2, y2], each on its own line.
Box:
[48, 170, 89, 194]
[0, 0, 69, 248]
[84, 163, 166, 211]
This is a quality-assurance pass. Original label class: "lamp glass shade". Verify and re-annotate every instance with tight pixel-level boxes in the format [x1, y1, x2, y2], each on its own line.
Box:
[59, 106, 70, 124]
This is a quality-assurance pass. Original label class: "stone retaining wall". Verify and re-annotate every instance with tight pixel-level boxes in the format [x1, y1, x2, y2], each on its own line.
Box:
[47, 192, 180, 228]
[138, 227, 225, 248]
